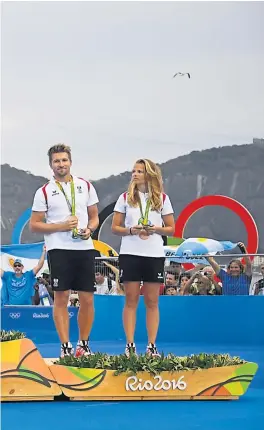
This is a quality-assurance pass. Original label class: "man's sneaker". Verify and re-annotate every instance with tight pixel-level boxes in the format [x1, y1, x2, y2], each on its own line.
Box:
[146, 343, 161, 358]
[75, 340, 93, 358]
[60, 342, 74, 358]
[125, 342, 137, 358]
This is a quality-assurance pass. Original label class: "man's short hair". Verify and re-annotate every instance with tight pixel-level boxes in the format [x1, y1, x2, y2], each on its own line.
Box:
[166, 271, 178, 280]
[48, 144, 72, 165]
[95, 263, 104, 275]
[169, 261, 182, 267]
[165, 285, 177, 292]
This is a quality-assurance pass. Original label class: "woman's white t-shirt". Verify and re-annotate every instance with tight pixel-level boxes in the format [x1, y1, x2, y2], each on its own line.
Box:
[114, 191, 174, 258]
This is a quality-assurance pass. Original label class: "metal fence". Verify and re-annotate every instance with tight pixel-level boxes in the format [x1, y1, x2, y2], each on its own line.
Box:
[93, 254, 264, 296]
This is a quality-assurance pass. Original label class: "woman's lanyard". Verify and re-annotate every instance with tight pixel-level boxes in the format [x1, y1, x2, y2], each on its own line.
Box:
[138, 198, 151, 226]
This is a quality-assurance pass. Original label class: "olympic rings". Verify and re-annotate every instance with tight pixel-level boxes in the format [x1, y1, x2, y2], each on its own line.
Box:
[9, 313, 21, 319]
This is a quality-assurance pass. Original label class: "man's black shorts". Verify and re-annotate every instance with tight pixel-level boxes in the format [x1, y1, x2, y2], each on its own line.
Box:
[47, 249, 95, 292]
[119, 254, 165, 283]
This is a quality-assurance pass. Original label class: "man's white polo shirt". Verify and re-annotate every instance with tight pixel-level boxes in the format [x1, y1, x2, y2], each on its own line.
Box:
[32, 175, 99, 251]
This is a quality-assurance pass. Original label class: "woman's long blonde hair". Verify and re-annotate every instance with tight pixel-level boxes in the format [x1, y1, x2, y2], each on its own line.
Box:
[127, 159, 163, 211]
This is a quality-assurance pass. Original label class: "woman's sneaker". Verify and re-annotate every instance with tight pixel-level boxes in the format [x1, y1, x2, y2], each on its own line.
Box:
[75, 340, 93, 357]
[146, 343, 161, 357]
[125, 342, 137, 358]
[60, 342, 74, 358]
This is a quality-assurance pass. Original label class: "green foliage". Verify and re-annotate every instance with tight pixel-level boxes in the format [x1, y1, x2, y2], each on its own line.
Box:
[0, 330, 26, 342]
[56, 352, 246, 376]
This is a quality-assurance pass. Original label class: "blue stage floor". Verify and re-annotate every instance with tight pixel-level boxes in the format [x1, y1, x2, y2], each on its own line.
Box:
[2, 342, 264, 430]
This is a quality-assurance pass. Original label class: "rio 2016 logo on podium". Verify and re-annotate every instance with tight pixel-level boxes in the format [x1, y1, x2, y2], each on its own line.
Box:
[12, 195, 259, 256]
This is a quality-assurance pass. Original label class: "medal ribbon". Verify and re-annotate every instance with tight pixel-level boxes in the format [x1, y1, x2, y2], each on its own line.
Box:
[55, 179, 78, 236]
[138, 198, 151, 226]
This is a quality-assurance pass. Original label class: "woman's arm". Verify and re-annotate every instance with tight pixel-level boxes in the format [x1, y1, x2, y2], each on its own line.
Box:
[147, 214, 175, 237]
[111, 212, 143, 236]
[238, 242, 252, 277]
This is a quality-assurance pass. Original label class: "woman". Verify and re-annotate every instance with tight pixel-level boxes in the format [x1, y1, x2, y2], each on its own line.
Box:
[207, 242, 252, 295]
[112, 159, 175, 357]
[181, 271, 214, 296]
[178, 272, 191, 294]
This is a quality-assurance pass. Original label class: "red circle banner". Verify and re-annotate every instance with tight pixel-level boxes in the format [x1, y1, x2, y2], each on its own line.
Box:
[174, 195, 259, 260]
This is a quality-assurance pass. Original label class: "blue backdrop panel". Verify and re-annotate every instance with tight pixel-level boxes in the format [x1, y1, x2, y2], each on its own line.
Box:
[1, 296, 263, 346]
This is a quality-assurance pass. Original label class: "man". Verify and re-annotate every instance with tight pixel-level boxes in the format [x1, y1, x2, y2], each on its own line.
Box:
[94, 264, 117, 295]
[163, 272, 180, 294]
[166, 260, 205, 277]
[1, 246, 46, 305]
[35, 268, 54, 305]
[254, 264, 264, 295]
[30, 144, 99, 358]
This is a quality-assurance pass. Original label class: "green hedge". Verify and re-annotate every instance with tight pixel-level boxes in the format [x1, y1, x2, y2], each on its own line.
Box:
[57, 353, 246, 376]
[0, 330, 26, 342]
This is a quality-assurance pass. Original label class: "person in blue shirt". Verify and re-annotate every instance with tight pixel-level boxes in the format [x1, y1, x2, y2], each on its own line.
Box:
[1, 246, 46, 305]
[35, 268, 54, 305]
[207, 242, 252, 295]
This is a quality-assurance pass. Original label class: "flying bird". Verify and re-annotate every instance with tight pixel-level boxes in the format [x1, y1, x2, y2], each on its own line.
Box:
[173, 72, 191, 79]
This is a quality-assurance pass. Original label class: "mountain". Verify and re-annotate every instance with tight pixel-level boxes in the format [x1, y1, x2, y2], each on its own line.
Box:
[1, 142, 264, 252]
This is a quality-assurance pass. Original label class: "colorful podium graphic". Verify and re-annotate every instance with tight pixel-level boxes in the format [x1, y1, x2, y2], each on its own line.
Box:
[0, 336, 258, 402]
[0, 338, 61, 401]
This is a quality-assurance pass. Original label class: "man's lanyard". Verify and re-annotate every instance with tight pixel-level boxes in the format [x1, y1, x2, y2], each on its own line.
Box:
[138, 198, 151, 226]
[55, 179, 76, 216]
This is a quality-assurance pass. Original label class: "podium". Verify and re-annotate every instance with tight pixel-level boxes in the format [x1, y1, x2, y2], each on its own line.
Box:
[0, 338, 258, 402]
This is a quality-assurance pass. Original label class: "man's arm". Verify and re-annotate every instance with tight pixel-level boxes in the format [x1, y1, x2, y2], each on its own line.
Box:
[32, 284, 40, 305]
[32, 246, 46, 275]
[80, 204, 100, 240]
[87, 204, 99, 232]
[29, 211, 78, 234]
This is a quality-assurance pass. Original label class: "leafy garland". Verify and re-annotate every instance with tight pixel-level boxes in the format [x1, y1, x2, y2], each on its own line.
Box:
[0, 330, 26, 342]
[57, 353, 246, 376]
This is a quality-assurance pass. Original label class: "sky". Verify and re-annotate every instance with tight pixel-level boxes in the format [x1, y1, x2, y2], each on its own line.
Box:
[1, 1, 264, 180]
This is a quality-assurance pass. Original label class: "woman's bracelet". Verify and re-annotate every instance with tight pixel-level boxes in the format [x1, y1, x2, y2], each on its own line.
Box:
[129, 227, 133, 235]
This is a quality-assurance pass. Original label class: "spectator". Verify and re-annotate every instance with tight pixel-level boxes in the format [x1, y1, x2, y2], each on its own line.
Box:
[207, 242, 252, 295]
[181, 271, 212, 296]
[94, 265, 117, 295]
[0, 246, 46, 305]
[166, 260, 205, 277]
[103, 261, 125, 296]
[35, 268, 54, 305]
[164, 272, 180, 294]
[164, 286, 177, 296]
[202, 266, 222, 295]
[254, 264, 264, 296]
[179, 272, 191, 291]
[166, 261, 183, 276]
[69, 291, 80, 307]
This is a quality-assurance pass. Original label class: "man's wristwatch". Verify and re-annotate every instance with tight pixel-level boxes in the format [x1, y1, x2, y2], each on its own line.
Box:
[87, 227, 95, 235]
